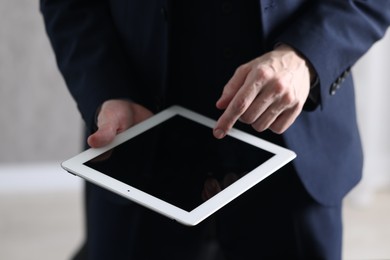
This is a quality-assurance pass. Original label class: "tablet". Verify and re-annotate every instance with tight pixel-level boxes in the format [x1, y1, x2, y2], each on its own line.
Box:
[61, 105, 296, 226]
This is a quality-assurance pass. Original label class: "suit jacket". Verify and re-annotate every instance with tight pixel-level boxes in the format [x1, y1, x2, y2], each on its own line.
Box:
[41, 0, 390, 206]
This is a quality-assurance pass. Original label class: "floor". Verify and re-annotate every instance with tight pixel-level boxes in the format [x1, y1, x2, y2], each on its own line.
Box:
[0, 164, 389, 260]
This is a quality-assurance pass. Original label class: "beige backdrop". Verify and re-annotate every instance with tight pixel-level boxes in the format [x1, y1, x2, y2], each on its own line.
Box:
[0, 0, 82, 163]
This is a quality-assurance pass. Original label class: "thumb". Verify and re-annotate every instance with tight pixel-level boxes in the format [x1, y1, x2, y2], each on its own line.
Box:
[86, 100, 153, 148]
[87, 122, 117, 148]
[87, 102, 123, 148]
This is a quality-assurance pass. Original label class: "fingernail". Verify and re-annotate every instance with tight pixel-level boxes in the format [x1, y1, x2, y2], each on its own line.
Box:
[214, 128, 225, 139]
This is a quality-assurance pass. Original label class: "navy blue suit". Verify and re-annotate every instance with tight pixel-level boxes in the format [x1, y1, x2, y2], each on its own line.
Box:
[41, 0, 390, 259]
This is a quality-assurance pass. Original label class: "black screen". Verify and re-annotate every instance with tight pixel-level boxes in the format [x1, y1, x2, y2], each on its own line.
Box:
[84, 115, 274, 212]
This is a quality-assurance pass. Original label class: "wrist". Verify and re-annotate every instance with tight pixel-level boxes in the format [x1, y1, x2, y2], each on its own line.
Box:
[274, 43, 317, 84]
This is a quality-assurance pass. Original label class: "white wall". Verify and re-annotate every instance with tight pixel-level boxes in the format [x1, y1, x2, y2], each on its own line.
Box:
[351, 30, 390, 202]
[0, 0, 82, 164]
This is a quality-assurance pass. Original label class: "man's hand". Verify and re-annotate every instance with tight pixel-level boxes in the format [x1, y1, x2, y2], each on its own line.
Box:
[87, 100, 153, 148]
[213, 44, 311, 139]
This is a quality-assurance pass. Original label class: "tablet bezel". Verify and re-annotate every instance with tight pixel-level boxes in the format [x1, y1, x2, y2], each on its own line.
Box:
[61, 105, 296, 226]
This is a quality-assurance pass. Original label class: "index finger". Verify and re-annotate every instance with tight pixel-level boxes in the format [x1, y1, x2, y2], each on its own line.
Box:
[213, 79, 261, 139]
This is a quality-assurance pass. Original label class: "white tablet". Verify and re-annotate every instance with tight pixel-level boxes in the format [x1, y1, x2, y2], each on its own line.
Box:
[61, 105, 296, 226]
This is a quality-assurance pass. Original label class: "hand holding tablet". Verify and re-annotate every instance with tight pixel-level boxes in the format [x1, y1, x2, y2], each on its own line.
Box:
[87, 100, 154, 148]
[61, 105, 296, 226]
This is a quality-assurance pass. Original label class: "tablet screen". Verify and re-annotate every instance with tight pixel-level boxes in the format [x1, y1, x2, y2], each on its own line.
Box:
[84, 115, 274, 212]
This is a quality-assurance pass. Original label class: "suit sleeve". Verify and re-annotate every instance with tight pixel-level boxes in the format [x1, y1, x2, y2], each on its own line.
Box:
[274, 0, 390, 108]
[40, 0, 140, 131]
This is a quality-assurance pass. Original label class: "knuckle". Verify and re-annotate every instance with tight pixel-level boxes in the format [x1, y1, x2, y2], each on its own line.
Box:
[270, 125, 285, 134]
[240, 113, 256, 124]
[251, 123, 263, 132]
[269, 120, 288, 134]
[273, 79, 287, 95]
[236, 64, 249, 75]
[251, 121, 267, 133]
[256, 66, 273, 81]
[282, 91, 296, 105]
[269, 108, 280, 116]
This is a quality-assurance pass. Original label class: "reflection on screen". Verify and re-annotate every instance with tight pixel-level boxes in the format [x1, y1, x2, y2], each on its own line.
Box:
[85, 115, 274, 212]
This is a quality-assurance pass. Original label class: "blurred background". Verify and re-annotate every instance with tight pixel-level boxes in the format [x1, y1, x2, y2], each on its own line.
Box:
[0, 1, 389, 259]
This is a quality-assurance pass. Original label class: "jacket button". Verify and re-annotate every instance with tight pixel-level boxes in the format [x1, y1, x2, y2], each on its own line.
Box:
[330, 82, 338, 95]
[341, 69, 350, 79]
[330, 69, 350, 95]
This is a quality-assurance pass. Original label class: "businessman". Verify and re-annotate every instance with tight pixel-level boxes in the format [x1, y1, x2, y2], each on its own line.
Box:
[41, 1, 390, 259]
